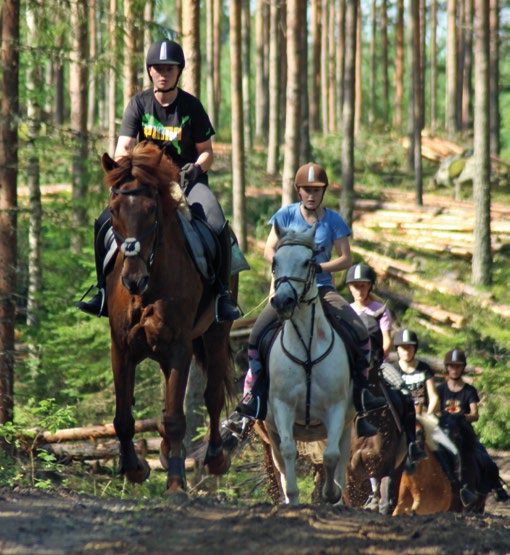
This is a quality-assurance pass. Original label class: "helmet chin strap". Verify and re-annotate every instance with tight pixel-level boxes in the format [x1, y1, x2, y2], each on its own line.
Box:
[153, 68, 183, 94]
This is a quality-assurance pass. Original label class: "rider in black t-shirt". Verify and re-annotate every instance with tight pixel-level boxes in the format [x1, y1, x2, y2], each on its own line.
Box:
[77, 39, 241, 322]
[438, 348, 508, 502]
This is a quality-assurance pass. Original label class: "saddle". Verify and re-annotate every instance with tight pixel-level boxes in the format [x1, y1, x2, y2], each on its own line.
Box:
[99, 210, 250, 281]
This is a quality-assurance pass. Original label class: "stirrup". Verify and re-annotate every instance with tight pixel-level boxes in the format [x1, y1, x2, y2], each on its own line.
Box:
[76, 286, 106, 317]
[222, 413, 251, 440]
[361, 388, 387, 412]
[215, 292, 242, 322]
[356, 414, 378, 438]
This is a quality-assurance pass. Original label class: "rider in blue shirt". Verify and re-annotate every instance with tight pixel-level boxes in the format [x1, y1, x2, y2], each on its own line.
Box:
[225, 163, 386, 439]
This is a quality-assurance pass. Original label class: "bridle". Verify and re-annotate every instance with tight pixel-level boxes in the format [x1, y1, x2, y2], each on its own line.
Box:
[110, 186, 160, 273]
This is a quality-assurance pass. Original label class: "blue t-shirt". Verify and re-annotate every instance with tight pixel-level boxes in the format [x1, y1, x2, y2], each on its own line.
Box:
[269, 202, 351, 288]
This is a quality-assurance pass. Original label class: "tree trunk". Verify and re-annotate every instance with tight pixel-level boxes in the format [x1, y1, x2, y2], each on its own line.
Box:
[241, 0, 252, 151]
[69, 0, 89, 255]
[107, 0, 117, 156]
[471, 0, 491, 286]
[267, 0, 281, 176]
[380, 0, 388, 123]
[354, 1, 362, 134]
[299, 0, 311, 162]
[310, 0, 321, 132]
[282, 0, 302, 207]
[320, 0, 328, 133]
[254, 0, 269, 144]
[489, 0, 500, 155]
[340, 0, 357, 228]
[327, 0, 336, 132]
[230, 0, 247, 251]
[411, 0, 423, 205]
[335, 0, 345, 128]
[461, 0, 474, 131]
[0, 0, 19, 427]
[122, 0, 138, 108]
[430, 0, 438, 130]
[182, 0, 200, 97]
[446, 0, 458, 135]
[393, 0, 404, 130]
[25, 3, 43, 329]
[369, 0, 376, 127]
[206, 0, 217, 127]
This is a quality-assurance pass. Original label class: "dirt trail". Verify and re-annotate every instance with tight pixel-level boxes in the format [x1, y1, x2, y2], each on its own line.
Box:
[0, 453, 508, 555]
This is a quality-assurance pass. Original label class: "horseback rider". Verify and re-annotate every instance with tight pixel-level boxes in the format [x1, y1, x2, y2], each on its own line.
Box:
[437, 348, 508, 502]
[347, 263, 393, 360]
[224, 163, 386, 439]
[76, 39, 241, 323]
[347, 272, 427, 466]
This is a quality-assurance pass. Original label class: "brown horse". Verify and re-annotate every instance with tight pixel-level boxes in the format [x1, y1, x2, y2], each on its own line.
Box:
[344, 366, 407, 514]
[103, 141, 236, 495]
[393, 416, 453, 515]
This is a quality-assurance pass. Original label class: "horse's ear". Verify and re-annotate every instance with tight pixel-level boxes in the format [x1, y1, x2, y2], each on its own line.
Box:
[102, 152, 119, 173]
[274, 220, 283, 238]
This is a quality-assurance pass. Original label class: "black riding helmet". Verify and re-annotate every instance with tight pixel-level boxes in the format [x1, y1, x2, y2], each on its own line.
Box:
[346, 263, 377, 286]
[444, 348, 467, 366]
[393, 328, 419, 351]
[146, 39, 185, 89]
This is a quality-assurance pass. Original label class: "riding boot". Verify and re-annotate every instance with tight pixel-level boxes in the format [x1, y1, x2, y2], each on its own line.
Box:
[215, 223, 242, 322]
[235, 373, 268, 420]
[76, 216, 110, 317]
[403, 400, 427, 464]
[352, 351, 387, 437]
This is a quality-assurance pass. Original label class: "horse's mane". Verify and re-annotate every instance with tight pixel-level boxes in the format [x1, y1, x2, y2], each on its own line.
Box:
[439, 412, 478, 450]
[276, 227, 315, 250]
[105, 141, 189, 216]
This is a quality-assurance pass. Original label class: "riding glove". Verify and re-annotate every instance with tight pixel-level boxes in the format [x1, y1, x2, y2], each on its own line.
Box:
[180, 163, 203, 189]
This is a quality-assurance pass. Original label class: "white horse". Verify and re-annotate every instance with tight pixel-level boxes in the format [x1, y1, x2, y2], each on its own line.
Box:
[265, 223, 355, 505]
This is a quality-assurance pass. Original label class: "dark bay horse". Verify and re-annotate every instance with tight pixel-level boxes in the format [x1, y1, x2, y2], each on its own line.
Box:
[344, 364, 407, 514]
[103, 142, 236, 495]
[439, 412, 488, 513]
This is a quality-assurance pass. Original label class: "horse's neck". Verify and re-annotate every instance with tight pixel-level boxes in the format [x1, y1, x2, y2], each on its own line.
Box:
[283, 291, 331, 352]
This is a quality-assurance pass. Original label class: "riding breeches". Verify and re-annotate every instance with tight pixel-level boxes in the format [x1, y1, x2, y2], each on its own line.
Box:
[185, 180, 227, 234]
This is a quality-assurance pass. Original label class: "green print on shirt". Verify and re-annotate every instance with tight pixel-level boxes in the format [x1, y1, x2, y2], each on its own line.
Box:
[141, 114, 191, 155]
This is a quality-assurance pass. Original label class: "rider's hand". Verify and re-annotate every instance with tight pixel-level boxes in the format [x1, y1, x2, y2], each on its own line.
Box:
[180, 163, 203, 188]
[314, 262, 323, 274]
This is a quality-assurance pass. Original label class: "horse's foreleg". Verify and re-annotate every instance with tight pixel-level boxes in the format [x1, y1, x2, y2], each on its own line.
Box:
[272, 403, 299, 505]
[322, 406, 345, 504]
[160, 357, 191, 495]
[201, 332, 231, 476]
[112, 351, 150, 484]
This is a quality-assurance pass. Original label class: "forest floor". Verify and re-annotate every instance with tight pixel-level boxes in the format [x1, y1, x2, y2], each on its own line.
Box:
[0, 451, 508, 555]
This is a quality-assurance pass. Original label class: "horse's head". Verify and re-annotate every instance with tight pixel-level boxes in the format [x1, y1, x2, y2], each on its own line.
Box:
[270, 222, 318, 319]
[439, 411, 476, 451]
[103, 142, 183, 296]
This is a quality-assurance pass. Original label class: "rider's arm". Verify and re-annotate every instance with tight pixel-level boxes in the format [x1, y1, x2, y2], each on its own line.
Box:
[264, 226, 279, 263]
[426, 377, 440, 415]
[317, 236, 352, 274]
[195, 139, 213, 173]
[465, 402, 479, 423]
[114, 136, 136, 160]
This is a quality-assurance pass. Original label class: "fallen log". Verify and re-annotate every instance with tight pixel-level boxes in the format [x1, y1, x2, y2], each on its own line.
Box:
[350, 245, 416, 274]
[26, 418, 159, 446]
[379, 288, 465, 328]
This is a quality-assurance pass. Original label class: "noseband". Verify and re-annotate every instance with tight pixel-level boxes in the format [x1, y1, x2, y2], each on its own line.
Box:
[110, 186, 159, 271]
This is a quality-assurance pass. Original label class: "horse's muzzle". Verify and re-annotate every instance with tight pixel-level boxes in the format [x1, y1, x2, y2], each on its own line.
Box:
[122, 273, 149, 296]
[271, 293, 296, 320]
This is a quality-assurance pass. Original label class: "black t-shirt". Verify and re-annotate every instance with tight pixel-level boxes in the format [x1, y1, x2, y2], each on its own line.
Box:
[118, 88, 215, 168]
[437, 381, 479, 416]
[394, 360, 434, 407]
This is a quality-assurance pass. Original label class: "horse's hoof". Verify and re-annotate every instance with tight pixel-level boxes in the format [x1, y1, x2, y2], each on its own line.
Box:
[125, 458, 151, 484]
[205, 449, 231, 476]
[363, 494, 380, 511]
[164, 476, 188, 501]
